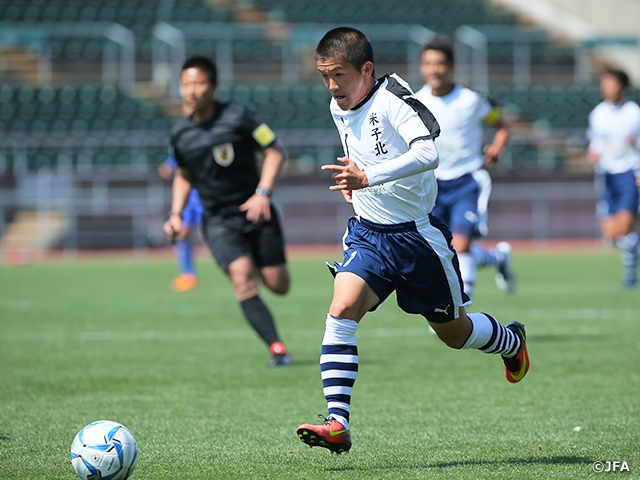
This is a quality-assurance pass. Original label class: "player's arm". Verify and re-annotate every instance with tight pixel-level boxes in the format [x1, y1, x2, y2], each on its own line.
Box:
[163, 167, 192, 240]
[240, 142, 285, 223]
[585, 126, 603, 164]
[482, 107, 510, 166]
[322, 139, 439, 190]
[158, 155, 178, 180]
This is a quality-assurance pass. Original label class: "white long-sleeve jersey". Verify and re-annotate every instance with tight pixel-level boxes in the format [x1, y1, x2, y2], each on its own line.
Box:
[329, 73, 440, 224]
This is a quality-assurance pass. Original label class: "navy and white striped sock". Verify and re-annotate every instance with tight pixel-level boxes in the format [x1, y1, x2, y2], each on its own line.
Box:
[320, 314, 359, 430]
[462, 312, 520, 358]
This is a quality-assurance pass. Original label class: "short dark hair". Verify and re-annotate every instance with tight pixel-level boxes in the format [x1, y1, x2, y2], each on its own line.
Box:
[423, 36, 455, 64]
[315, 27, 374, 73]
[603, 68, 629, 89]
[181, 55, 217, 85]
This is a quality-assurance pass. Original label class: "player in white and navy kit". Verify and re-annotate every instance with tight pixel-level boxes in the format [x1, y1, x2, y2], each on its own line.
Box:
[587, 68, 640, 287]
[296, 27, 530, 455]
[415, 37, 514, 297]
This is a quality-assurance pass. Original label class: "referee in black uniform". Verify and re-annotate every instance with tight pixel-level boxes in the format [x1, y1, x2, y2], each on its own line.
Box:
[163, 56, 291, 367]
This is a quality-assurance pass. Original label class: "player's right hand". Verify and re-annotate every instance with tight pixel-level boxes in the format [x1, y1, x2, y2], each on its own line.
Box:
[322, 157, 370, 191]
[163, 214, 182, 241]
[586, 149, 600, 164]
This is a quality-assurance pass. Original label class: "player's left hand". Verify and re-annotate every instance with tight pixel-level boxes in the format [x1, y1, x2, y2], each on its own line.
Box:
[321, 157, 370, 191]
[636, 172, 640, 187]
[240, 193, 271, 223]
[483, 144, 501, 166]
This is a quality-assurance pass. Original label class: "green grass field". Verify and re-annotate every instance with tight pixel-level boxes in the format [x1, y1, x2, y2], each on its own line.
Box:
[1, 250, 639, 479]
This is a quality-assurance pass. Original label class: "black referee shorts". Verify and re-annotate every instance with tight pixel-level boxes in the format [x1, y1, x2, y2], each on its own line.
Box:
[201, 205, 287, 272]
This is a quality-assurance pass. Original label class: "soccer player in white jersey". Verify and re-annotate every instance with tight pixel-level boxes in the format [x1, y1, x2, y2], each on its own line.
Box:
[296, 27, 530, 455]
[587, 68, 640, 287]
[415, 37, 514, 297]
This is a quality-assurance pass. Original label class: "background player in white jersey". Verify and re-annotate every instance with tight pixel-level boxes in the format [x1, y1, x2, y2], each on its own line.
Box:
[415, 37, 514, 297]
[296, 27, 529, 455]
[587, 68, 640, 287]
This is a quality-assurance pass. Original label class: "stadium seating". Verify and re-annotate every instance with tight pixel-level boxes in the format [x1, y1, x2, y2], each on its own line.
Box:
[0, 84, 173, 134]
[0, 0, 230, 27]
[255, 0, 516, 33]
[0, 0, 623, 173]
[489, 83, 640, 129]
[0, 83, 173, 169]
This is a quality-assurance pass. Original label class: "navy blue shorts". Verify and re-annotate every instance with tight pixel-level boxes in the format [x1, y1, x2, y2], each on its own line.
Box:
[432, 173, 480, 238]
[335, 215, 471, 323]
[182, 189, 204, 228]
[597, 170, 640, 217]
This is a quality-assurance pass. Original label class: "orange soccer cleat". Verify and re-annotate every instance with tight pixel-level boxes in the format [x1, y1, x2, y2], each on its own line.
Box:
[502, 321, 530, 383]
[296, 415, 352, 454]
[170, 273, 198, 292]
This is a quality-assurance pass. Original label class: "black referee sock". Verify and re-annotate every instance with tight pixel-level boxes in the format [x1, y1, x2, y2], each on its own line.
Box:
[240, 295, 281, 347]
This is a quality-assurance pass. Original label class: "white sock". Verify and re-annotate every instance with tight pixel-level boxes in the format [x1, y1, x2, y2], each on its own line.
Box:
[457, 252, 476, 297]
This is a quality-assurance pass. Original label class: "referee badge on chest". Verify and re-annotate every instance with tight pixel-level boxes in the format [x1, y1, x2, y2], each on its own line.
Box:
[212, 143, 235, 166]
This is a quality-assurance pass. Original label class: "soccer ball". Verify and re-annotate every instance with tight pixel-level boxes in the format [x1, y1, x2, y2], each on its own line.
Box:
[70, 420, 138, 480]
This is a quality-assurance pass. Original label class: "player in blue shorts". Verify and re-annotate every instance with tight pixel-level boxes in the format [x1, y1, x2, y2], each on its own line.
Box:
[296, 27, 530, 454]
[415, 37, 514, 297]
[587, 68, 640, 288]
[159, 153, 204, 292]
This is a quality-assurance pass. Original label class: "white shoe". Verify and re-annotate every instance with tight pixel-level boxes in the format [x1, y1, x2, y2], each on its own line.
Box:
[494, 242, 516, 293]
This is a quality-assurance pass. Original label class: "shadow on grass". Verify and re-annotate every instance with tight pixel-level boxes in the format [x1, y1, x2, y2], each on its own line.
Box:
[288, 359, 390, 367]
[325, 455, 593, 472]
[530, 334, 612, 343]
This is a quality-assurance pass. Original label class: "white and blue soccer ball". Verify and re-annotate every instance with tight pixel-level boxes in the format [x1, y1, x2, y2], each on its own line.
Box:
[70, 420, 138, 480]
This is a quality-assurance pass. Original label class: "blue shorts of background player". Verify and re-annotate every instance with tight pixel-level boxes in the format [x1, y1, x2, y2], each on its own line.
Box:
[432, 173, 480, 238]
[159, 156, 204, 291]
[432, 172, 516, 297]
[597, 170, 640, 218]
[596, 169, 640, 288]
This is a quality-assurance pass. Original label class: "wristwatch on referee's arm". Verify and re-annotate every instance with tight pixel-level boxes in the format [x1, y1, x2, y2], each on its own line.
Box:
[167, 211, 182, 219]
[255, 186, 272, 197]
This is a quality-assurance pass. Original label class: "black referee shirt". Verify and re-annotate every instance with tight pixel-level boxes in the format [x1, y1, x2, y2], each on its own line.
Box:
[169, 100, 277, 211]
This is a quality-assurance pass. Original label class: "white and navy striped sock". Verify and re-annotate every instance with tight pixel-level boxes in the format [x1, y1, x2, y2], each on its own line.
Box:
[320, 314, 359, 430]
[462, 312, 520, 358]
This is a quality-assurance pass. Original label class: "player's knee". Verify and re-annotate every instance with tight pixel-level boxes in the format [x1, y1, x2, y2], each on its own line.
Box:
[328, 301, 362, 322]
[262, 266, 290, 295]
[268, 276, 290, 295]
